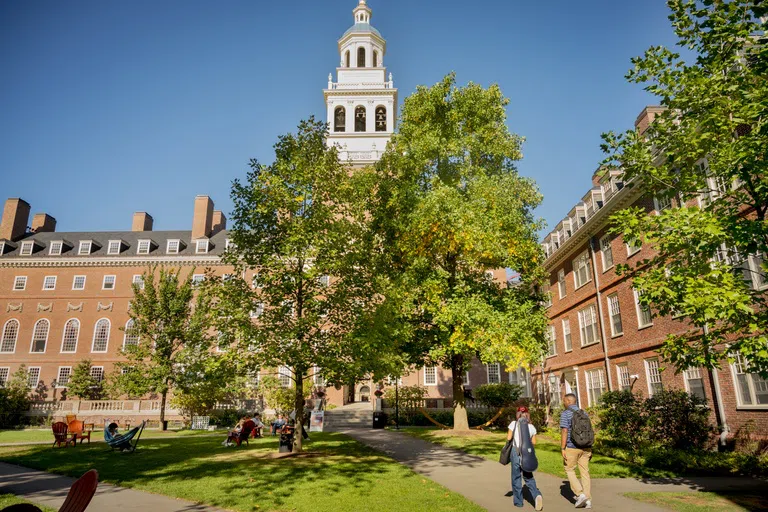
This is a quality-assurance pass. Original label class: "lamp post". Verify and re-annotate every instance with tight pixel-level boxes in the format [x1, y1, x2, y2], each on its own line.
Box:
[395, 378, 400, 430]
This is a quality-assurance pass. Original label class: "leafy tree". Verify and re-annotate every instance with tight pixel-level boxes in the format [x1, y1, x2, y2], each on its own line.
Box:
[645, 389, 713, 450]
[598, 390, 646, 454]
[222, 117, 391, 451]
[474, 383, 523, 410]
[382, 384, 427, 424]
[259, 376, 297, 415]
[67, 360, 103, 400]
[112, 265, 212, 428]
[601, 1, 768, 376]
[364, 73, 548, 430]
[0, 365, 32, 428]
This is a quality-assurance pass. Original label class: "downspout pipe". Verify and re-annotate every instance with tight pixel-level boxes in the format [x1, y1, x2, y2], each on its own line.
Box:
[589, 235, 614, 391]
[703, 323, 729, 448]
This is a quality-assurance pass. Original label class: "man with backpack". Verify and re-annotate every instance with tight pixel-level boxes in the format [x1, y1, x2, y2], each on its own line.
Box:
[560, 393, 594, 509]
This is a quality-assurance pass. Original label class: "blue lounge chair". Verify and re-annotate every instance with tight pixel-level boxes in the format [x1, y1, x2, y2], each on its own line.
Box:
[104, 421, 146, 452]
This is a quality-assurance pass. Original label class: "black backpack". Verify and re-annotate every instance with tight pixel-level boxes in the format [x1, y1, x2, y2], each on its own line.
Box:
[570, 409, 594, 448]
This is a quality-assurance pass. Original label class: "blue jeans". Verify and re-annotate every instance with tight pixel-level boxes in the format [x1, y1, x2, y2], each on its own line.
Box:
[511, 449, 541, 507]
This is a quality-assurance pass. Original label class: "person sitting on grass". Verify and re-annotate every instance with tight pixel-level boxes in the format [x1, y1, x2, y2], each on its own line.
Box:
[271, 414, 287, 435]
[222, 415, 251, 447]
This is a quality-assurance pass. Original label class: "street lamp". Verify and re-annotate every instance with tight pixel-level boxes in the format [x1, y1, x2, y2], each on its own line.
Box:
[395, 378, 399, 430]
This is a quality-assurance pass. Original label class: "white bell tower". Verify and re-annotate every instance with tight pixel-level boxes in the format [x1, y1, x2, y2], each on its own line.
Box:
[324, 1, 397, 167]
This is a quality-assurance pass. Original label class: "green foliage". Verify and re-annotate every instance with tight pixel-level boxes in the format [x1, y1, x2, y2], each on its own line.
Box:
[600, 1, 768, 375]
[474, 383, 523, 409]
[382, 385, 427, 425]
[209, 409, 248, 429]
[258, 376, 296, 415]
[598, 391, 647, 453]
[0, 366, 32, 428]
[66, 360, 103, 400]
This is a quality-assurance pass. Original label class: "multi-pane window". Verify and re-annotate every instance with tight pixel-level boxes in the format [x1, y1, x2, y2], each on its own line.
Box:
[683, 367, 706, 401]
[49, 241, 63, 255]
[13, 276, 26, 291]
[102, 275, 116, 290]
[732, 353, 768, 406]
[313, 366, 324, 386]
[635, 289, 653, 328]
[617, 364, 631, 391]
[585, 368, 607, 406]
[578, 304, 599, 346]
[43, 276, 56, 290]
[0, 368, 8, 387]
[225, 239, 234, 251]
[654, 195, 673, 212]
[746, 254, 767, 290]
[91, 319, 110, 352]
[61, 319, 80, 353]
[1, 320, 19, 353]
[607, 294, 623, 336]
[557, 269, 566, 298]
[20, 241, 34, 256]
[56, 367, 72, 387]
[166, 239, 180, 254]
[123, 319, 139, 348]
[72, 275, 86, 290]
[137, 239, 151, 254]
[132, 275, 144, 289]
[278, 366, 292, 388]
[250, 302, 264, 319]
[196, 240, 209, 254]
[27, 367, 40, 388]
[546, 325, 557, 356]
[318, 275, 330, 287]
[562, 319, 572, 352]
[600, 236, 614, 271]
[78, 241, 91, 255]
[548, 374, 561, 406]
[424, 366, 437, 385]
[508, 368, 531, 397]
[573, 251, 592, 289]
[192, 274, 205, 285]
[487, 363, 500, 384]
[626, 238, 641, 257]
[542, 283, 552, 308]
[107, 240, 121, 255]
[30, 319, 49, 353]
[645, 358, 663, 396]
[90, 366, 105, 383]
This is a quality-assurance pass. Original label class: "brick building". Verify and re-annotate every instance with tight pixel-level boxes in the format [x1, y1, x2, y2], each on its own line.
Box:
[530, 106, 768, 437]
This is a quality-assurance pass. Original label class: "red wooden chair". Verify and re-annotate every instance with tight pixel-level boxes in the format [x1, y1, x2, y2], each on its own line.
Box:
[52, 422, 77, 448]
[235, 420, 256, 446]
[68, 420, 91, 444]
[59, 469, 98, 512]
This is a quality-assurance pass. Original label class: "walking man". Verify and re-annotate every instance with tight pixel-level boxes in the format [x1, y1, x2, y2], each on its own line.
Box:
[560, 393, 593, 508]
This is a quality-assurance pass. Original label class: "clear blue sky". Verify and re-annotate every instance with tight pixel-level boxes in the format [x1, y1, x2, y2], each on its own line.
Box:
[0, 0, 678, 235]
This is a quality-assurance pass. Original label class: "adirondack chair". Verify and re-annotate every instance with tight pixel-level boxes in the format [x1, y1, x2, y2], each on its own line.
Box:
[68, 420, 91, 444]
[235, 420, 256, 447]
[0, 504, 44, 511]
[59, 469, 98, 512]
[66, 414, 77, 425]
[52, 422, 77, 448]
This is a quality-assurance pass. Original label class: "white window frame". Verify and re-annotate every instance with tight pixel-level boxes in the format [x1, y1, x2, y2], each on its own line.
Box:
[562, 318, 572, 352]
[91, 318, 110, 353]
[634, 289, 653, 328]
[225, 238, 234, 250]
[123, 319, 139, 349]
[600, 235, 614, 271]
[78, 241, 92, 255]
[132, 275, 144, 289]
[192, 274, 205, 286]
[13, 276, 27, 291]
[56, 367, 72, 388]
[486, 363, 501, 384]
[585, 368, 607, 406]
[424, 366, 437, 386]
[644, 358, 663, 396]
[107, 240, 122, 255]
[683, 367, 707, 400]
[90, 366, 105, 383]
[48, 241, 63, 256]
[250, 302, 264, 318]
[546, 324, 557, 356]
[20, 241, 34, 256]
[626, 238, 641, 257]
[578, 304, 599, 347]
[102, 275, 116, 290]
[136, 239, 151, 255]
[1, 319, 19, 353]
[278, 366, 292, 388]
[42, 275, 56, 291]
[30, 318, 49, 353]
[653, 195, 672, 212]
[166, 239, 180, 254]
[730, 353, 768, 409]
[572, 250, 592, 289]
[557, 269, 566, 298]
[60, 318, 80, 353]
[746, 253, 767, 291]
[72, 275, 86, 290]
[607, 293, 623, 336]
[617, 364, 631, 391]
[27, 367, 41, 388]
[0, 367, 8, 387]
[195, 239, 209, 254]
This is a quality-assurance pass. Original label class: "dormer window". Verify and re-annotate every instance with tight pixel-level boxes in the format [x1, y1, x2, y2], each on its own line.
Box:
[49, 241, 63, 256]
[78, 241, 92, 255]
[137, 239, 152, 255]
[20, 241, 34, 256]
[225, 239, 234, 251]
[107, 240, 122, 255]
[195, 239, 209, 254]
[0, 242, 5, 256]
[166, 239, 180, 254]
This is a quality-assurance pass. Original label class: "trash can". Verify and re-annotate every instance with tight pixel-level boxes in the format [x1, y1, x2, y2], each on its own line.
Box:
[279, 429, 294, 453]
[372, 411, 387, 429]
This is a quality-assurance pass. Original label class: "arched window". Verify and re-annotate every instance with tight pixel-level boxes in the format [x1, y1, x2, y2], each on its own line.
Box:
[31, 319, 49, 353]
[92, 318, 110, 352]
[0, 319, 19, 353]
[61, 319, 80, 353]
[375, 106, 387, 132]
[344, 50, 350, 68]
[373, 50, 379, 67]
[334, 106, 346, 132]
[357, 47, 366, 67]
[355, 106, 366, 132]
[123, 319, 139, 349]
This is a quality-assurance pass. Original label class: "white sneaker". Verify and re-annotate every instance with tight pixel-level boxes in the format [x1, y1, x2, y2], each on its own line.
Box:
[574, 494, 588, 508]
[535, 495, 543, 510]
[584, 500, 592, 509]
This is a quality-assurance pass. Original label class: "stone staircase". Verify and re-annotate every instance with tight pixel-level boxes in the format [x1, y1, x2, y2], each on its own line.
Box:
[323, 402, 374, 430]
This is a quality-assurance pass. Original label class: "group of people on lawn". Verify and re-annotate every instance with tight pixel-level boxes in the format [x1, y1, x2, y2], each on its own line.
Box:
[222, 409, 311, 447]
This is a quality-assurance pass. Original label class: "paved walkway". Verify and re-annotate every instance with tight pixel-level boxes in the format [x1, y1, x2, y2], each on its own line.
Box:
[0, 462, 228, 512]
[342, 429, 766, 512]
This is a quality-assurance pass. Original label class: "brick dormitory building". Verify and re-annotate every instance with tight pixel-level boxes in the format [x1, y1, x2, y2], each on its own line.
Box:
[530, 106, 768, 438]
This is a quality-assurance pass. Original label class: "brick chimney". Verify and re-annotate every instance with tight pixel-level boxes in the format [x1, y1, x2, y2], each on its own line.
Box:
[132, 212, 153, 232]
[31, 213, 56, 233]
[634, 106, 666, 135]
[0, 198, 31, 241]
[211, 210, 226, 236]
[192, 196, 214, 239]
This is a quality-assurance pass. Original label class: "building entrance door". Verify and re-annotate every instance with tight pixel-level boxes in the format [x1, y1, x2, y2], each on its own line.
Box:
[562, 371, 580, 407]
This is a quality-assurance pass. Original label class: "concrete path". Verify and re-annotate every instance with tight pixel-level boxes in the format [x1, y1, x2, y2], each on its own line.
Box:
[0, 462, 229, 512]
[342, 429, 766, 512]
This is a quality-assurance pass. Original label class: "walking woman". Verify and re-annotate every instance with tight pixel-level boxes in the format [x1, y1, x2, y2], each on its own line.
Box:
[507, 406, 543, 510]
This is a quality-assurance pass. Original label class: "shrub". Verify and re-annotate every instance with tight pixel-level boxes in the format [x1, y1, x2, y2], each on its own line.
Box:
[598, 390, 646, 452]
[474, 383, 523, 409]
[67, 360, 104, 400]
[209, 409, 247, 428]
[644, 390, 713, 449]
[383, 385, 427, 425]
[0, 366, 32, 428]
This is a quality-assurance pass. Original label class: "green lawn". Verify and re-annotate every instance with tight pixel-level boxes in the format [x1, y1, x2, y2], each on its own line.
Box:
[0, 433, 483, 512]
[624, 491, 767, 511]
[0, 494, 56, 512]
[0, 427, 216, 444]
[395, 427, 676, 479]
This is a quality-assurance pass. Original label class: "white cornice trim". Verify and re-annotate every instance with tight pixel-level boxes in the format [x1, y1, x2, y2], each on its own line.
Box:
[0, 255, 225, 268]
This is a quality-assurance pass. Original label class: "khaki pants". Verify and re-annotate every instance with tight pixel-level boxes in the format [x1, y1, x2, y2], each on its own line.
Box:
[564, 447, 592, 500]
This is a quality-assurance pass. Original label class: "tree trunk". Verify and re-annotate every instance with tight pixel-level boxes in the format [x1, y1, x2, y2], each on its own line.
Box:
[160, 389, 167, 431]
[294, 371, 305, 453]
[451, 354, 469, 431]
